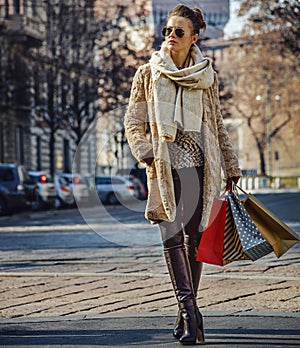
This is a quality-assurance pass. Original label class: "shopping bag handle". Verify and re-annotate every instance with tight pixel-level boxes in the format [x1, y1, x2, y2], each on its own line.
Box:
[222, 180, 246, 196]
[235, 184, 248, 195]
[222, 180, 237, 196]
[223, 182, 243, 198]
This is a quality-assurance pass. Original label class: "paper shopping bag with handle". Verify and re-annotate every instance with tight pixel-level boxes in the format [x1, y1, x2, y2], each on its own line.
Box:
[227, 190, 274, 261]
[196, 195, 227, 266]
[197, 192, 249, 266]
[236, 185, 299, 258]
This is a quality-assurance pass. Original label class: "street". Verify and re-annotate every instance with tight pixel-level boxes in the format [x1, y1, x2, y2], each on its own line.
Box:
[0, 192, 299, 319]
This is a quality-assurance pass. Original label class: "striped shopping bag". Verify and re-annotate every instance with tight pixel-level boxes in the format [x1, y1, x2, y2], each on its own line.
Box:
[197, 189, 273, 266]
[222, 202, 250, 264]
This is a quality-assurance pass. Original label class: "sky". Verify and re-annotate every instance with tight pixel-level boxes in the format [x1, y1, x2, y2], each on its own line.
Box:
[223, 0, 248, 39]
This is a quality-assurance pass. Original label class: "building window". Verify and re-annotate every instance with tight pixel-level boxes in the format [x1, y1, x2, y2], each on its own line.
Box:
[3, 0, 9, 18]
[63, 138, 71, 173]
[36, 135, 41, 171]
[13, 0, 20, 14]
[32, 0, 37, 16]
[0, 123, 3, 163]
[15, 125, 24, 164]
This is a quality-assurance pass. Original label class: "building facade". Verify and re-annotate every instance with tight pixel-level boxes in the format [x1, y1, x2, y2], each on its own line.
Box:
[1, 0, 299, 183]
[0, 0, 98, 176]
[0, 0, 45, 168]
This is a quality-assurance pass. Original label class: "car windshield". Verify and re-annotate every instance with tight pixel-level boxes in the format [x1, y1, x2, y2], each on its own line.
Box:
[95, 177, 111, 185]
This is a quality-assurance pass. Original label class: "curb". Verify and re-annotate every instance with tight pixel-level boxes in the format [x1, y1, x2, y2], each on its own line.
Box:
[1, 310, 299, 324]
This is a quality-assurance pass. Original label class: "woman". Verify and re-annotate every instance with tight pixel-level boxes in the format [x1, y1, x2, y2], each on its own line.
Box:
[124, 4, 241, 345]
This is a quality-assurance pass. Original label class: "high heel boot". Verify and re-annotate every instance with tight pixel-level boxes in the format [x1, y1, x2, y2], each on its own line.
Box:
[173, 235, 204, 340]
[164, 244, 204, 345]
[180, 300, 204, 345]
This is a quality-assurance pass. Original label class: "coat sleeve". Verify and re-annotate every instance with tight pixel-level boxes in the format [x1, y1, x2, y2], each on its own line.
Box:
[124, 65, 153, 163]
[213, 74, 242, 179]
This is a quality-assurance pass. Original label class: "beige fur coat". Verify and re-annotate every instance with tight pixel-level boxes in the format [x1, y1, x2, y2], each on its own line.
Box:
[124, 63, 241, 229]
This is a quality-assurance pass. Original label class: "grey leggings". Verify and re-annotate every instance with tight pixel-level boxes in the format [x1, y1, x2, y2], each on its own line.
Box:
[159, 166, 204, 249]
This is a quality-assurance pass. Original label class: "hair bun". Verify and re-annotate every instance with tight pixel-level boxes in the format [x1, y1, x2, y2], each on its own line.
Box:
[192, 8, 206, 31]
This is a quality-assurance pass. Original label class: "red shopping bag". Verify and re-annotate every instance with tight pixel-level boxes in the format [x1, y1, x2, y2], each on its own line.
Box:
[196, 195, 227, 266]
[197, 187, 265, 266]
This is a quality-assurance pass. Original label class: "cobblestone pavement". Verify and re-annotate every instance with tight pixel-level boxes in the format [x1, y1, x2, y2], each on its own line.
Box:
[0, 198, 299, 319]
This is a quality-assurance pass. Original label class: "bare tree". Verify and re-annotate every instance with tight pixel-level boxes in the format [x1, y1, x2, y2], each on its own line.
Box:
[239, 0, 300, 61]
[62, 2, 100, 172]
[95, 0, 153, 116]
[30, 1, 67, 176]
[224, 36, 299, 176]
[220, 1, 300, 176]
[94, 0, 153, 172]
[30, 1, 100, 175]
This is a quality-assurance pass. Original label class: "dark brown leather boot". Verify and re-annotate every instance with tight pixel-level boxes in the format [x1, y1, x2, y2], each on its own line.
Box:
[164, 244, 204, 344]
[173, 234, 203, 339]
[173, 248, 203, 339]
[184, 233, 203, 297]
[179, 301, 204, 345]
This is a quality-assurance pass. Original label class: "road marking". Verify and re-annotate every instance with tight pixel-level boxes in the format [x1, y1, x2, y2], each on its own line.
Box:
[0, 272, 298, 281]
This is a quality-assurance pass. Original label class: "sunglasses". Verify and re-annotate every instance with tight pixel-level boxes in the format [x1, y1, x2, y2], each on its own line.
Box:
[162, 27, 185, 38]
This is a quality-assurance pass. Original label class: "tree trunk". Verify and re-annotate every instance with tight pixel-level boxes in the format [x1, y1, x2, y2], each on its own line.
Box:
[259, 150, 266, 176]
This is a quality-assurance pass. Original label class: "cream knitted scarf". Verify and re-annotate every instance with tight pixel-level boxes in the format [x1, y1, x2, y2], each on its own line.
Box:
[150, 43, 214, 142]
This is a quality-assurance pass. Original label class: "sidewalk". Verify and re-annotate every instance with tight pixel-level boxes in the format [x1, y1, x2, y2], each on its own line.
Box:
[239, 187, 300, 194]
[0, 311, 299, 347]
[0, 194, 299, 347]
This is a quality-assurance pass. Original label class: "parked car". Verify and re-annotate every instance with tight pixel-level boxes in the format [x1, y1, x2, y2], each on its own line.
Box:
[129, 166, 148, 195]
[0, 164, 37, 213]
[54, 173, 89, 209]
[95, 175, 135, 205]
[0, 184, 26, 216]
[129, 175, 147, 200]
[28, 171, 57, 209]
